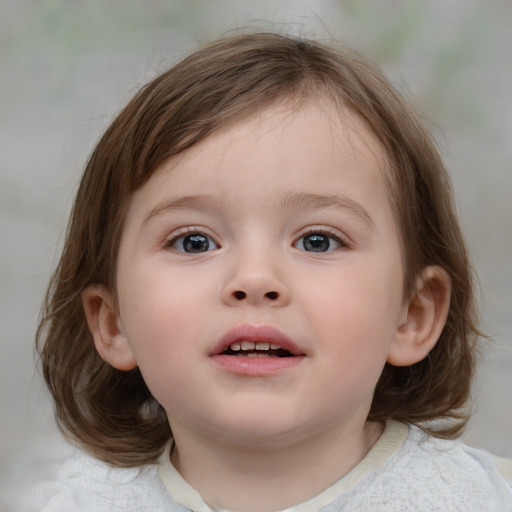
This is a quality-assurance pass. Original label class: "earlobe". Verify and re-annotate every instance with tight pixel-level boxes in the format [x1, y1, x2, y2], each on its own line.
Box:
[81, 284, 138, 371]
[387, 266, 451, 367]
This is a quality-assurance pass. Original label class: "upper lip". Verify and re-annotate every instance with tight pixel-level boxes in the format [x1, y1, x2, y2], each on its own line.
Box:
[211, 325, 304, 356]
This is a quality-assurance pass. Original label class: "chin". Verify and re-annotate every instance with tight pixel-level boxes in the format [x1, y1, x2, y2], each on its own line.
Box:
[204, 412, 314, 449]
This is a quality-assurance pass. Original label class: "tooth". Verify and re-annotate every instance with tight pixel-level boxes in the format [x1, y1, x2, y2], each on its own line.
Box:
[241, 341, 256, 351]
[255, 342, 270, 350]
[270, 343, 282, 350]
[230, 342, 241, 351]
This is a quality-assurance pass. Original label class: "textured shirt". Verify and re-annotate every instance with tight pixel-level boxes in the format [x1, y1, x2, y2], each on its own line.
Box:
[34, 422, 512, 511]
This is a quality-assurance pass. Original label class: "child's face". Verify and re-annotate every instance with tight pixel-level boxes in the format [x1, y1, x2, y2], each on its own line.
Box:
[112, 101, 409, 447]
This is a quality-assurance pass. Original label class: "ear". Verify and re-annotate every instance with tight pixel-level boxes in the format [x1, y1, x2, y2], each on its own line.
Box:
[81, 284, 138, 371]
[387, 266, 451, 366]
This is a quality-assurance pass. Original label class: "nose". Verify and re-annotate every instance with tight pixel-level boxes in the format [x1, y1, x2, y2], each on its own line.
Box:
[221, 254, 291, 307]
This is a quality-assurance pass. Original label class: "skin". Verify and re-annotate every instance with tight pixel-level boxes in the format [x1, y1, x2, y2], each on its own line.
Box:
[83, 100, 450, 511]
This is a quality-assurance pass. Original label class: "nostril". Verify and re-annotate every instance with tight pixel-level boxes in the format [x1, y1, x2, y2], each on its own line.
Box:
[265, 291, 279, 300]
[233, 290, 246, 300]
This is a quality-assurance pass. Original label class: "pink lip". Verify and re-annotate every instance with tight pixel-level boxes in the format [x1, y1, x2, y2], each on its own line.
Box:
[210, 325, 305, 376]
[211, 325, 304, 356]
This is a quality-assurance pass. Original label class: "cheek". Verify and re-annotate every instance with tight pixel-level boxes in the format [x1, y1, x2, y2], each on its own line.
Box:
[307, 260, 402, 316]
[303, 261, 403, 356]
[120, 259, 207, 322]
[117, 273, 197, 366]
[118, 286, 200, 410]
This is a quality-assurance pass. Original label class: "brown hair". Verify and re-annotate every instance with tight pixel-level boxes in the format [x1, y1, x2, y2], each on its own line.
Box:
[36, 32, 480, 466]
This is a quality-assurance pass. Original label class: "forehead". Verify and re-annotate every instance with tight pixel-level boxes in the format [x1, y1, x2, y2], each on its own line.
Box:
[153, 100, 386, 194]
[121, 100, 397, 242]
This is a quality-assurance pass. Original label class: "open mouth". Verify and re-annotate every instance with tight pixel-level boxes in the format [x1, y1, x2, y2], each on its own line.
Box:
[211, 326, 304, 374]
[222, 341, 294, 358]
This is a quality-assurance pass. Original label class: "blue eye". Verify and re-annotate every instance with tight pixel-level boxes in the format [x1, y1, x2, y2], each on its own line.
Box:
[295, 232, 343, 252]
[169, 233, 219, 253]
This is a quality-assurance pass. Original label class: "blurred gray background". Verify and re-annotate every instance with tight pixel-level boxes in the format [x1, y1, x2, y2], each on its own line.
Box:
[1, 0, 511, 510]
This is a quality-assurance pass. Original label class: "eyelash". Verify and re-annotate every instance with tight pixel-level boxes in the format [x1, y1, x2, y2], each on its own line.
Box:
[294, 227, 350, 253]
[163, 226, 350, 254]
[164, 228, 220, 254]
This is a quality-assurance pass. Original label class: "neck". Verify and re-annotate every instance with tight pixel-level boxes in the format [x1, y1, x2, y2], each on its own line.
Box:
[169, 420, 383, 512]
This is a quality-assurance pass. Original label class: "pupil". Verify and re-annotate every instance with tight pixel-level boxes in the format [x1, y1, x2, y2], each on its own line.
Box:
[304, 234, 329, 252]
[184, 234, 209, 253]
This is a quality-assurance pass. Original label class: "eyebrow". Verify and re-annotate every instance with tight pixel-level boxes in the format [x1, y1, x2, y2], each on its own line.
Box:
[142, 192, 375, 229]
[280, 192, 375, 229]
[142, 195, 218, 226]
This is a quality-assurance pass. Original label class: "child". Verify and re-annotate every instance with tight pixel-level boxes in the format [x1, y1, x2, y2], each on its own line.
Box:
[36, 32, 512, 511]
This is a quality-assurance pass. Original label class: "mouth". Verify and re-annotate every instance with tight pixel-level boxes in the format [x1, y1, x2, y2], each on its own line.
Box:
[212, 325, 303, 358]
[210, 325, 304, 375]
[221, 340, 295, 358]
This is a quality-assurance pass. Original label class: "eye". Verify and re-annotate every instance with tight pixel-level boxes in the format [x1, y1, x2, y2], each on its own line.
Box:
[294, 231, 344, 253]
[167, 232, 219, 253]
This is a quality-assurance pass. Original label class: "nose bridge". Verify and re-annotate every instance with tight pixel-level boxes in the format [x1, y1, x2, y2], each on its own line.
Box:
[222, 240, 290, 306]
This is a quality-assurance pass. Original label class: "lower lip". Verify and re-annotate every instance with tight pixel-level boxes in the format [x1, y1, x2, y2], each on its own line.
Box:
[210, 354, 305, 376]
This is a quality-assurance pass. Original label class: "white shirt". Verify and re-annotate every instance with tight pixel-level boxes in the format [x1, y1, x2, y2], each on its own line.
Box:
[33, 422, 512, 511]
